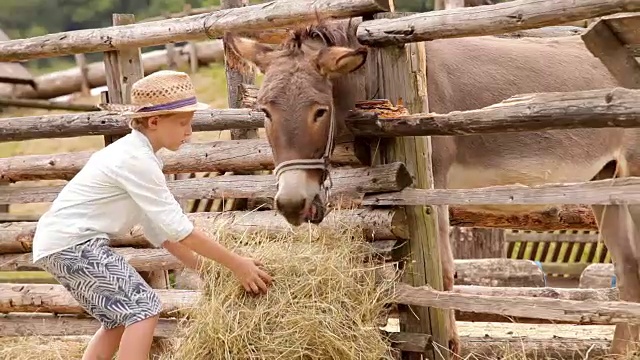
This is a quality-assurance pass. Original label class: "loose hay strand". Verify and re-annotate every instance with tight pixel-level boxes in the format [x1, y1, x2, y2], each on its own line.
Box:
[162, 219, 397, 360]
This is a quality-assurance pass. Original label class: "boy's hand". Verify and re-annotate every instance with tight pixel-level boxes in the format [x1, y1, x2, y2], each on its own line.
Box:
[229, 256, 273, 295]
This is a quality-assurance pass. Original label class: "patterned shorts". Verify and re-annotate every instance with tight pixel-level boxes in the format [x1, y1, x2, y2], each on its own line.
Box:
[35, 237, 162, 329]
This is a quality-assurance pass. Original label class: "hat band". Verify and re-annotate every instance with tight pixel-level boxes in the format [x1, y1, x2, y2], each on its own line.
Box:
[137, 96, 198, 113]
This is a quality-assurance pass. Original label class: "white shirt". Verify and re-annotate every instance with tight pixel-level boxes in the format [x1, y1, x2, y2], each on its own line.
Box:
[32, 129, 194, 262]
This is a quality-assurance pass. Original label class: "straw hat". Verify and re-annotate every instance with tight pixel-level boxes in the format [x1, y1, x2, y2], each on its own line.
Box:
[98, 70, 209, 118]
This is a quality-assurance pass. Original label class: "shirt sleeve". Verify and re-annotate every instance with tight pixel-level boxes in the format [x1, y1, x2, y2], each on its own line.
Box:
[141, 214, 167, 247]
[111, 152, 194, 243]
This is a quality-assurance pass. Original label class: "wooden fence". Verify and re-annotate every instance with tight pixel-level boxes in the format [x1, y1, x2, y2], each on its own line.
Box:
[1, 0, 640, 359]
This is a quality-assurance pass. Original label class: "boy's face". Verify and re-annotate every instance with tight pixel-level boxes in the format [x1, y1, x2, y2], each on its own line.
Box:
[148, 112, 194, 151]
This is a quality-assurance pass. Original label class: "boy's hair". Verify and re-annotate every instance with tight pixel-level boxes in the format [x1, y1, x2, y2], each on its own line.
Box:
[129, 116, 151, 130]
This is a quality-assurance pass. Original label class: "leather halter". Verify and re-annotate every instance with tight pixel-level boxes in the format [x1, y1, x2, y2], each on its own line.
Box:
[273, 105, 336, 206]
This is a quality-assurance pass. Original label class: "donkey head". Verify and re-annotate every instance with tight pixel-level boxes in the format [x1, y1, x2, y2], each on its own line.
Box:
[225, 28, 367, 226]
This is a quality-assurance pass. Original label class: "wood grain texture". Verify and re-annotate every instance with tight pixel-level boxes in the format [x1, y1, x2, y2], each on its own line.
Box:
[394, 283, 640, 325]
[453, 258, 545, 287]
[0, 208, 408, 255]
[356, 0, 640, 46]
[0, 0, 390, 61]
[347, 87, 640, 136]
[580, 263, 615, 289]
[581, 15, 640, 89]
[0, 315, 611, 358]
[0, 98, 98, 112]
[0, 41, 224, 100]
[363, 176, 640, 206]
[364, 12, 447, 359]
[0, 162, 412, 205]
[0, 108, 264, 142]
[449, 205, 597, 230]
[0, 140, 362, 182]
[0, 283, 196, 316]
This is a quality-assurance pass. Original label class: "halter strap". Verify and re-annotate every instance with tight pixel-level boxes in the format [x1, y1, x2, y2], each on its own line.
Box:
[273, 103, 336, 203]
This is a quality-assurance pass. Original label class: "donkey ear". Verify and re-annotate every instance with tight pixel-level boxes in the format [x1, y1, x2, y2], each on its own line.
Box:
[315, 46, 367, 78]
[224, 33, 275, 73]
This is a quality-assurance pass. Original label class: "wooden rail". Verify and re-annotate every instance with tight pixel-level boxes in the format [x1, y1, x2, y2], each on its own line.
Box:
[356, 0, 640, 46]
[2, 87, 639, 142]
[0, 0, 390, 61]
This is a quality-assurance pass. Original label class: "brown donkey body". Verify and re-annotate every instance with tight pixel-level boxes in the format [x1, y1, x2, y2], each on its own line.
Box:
[226, 18, 640, 356]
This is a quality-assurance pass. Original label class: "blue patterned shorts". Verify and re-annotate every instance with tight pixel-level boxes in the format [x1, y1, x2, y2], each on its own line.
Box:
[35, 237, 162, 329]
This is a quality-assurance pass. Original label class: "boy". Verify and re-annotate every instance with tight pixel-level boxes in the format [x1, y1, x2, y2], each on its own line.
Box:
[31, 70, 273, 360]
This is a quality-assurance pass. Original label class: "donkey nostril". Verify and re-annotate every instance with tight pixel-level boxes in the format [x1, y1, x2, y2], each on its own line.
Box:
[276, 197, 306, 214]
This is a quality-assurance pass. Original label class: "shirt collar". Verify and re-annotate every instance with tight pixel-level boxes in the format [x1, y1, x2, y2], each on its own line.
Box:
[131, 129, 164, 167]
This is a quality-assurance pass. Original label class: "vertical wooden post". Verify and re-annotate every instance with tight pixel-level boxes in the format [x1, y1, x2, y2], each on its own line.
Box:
[74, 54, 90, 96]
[184, 3, 199, 74]
[444, 0, 465, 9]
[102, 13, 169, 290]
[365, 11, 449, 360]
[221, 0, 259, 212]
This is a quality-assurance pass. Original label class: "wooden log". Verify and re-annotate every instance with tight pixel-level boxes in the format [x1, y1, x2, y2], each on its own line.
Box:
[449, 227, 505, 259]
[0, 162, 412, 206]
[0, 283, 196, 316]
[0, 98, 99, 112]
[356, 0, 640, 46]
[0, 238, 398, 272]
[449, 205, 597, 230]
[581, 14, 640, 89]
[7, 85, 640, 142]
[363, 176, 640, 206]
[2, 281, 636, 326]
[0, 315, 612, 359]
[0, 140, 363, 182]
[394, 282, 640, 325]
[0, 108, 264, 143]
[580, 263, 615, 289]
[453, 258, 545, 287]
[453, 285, 619, 324]
[0, 0, 390, 62]
[347, 87, 640, 137]
[0, 41, 224, 100]
[0, 208, 408, 255]
[387, 331, 610, 358]
[364, 12, 448, 359]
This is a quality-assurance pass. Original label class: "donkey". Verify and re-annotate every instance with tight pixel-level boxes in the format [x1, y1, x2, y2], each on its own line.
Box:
[225, 18, 640, 356]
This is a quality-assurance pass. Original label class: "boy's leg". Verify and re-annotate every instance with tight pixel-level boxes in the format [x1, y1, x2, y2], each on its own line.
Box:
[36, 237, 163, 360]
[118, 315, 159, 360]
[83, 325, 125, 360]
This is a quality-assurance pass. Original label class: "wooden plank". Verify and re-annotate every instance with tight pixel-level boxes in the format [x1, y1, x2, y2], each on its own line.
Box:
[5, 86, 640, 142]
[0, 108, 263, 143]
[0, 208, 408, 255]
[2, 281, 637, 326]
[0, 162, 412, 205]
[0, 315, 613, 358]
[347, 87, 640, 137]
[363, 176, 640, 206]
[0, 0, 391, 61]
[581, 16, 640, 89]
[0, 97, 98, 112]
[453, 258, 545, 287]
[74, 54, 90, 96]
[0, 41, 224, 100]
[450, 227, 505, 259]
[356, 0, 640, 46]
[0, 140, 363, 182]
[393, 283, 640, 325]
[580, 263, 615, 289]
[364, 12, 448, 360]
[449, 205, 597, 230]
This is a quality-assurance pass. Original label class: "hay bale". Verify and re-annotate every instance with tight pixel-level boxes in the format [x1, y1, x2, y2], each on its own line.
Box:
[162, 223, 396, 360]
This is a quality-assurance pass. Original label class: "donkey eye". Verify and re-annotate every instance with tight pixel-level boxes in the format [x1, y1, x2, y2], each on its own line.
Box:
[314, 108, 327, 122]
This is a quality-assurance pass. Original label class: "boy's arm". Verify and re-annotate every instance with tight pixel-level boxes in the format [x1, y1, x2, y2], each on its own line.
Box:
[141, 215, 202, 271]
[113, 154, 272, 294]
